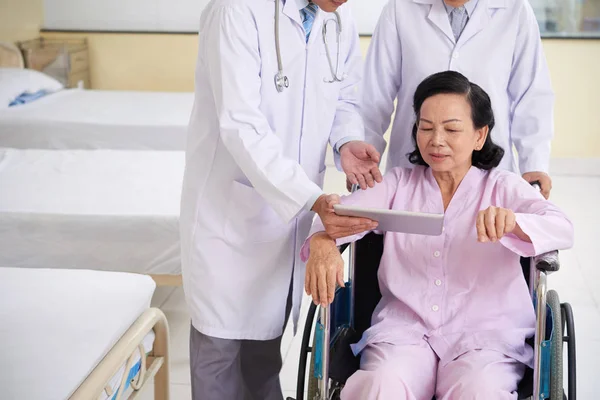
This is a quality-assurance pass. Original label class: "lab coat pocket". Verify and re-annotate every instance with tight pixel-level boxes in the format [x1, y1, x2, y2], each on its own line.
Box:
[224, 180, 288, 244]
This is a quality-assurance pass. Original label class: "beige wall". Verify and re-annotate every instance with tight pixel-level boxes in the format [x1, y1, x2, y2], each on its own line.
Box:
[42, 32, 199, 92]
[40, 32, 600, 158]
[0, 0, 44, 43]
[541, 40, 599, 158]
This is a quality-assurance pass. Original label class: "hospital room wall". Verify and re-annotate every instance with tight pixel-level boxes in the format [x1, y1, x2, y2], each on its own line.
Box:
[0, 0, 44, 42]
[40, 32, 600, 159]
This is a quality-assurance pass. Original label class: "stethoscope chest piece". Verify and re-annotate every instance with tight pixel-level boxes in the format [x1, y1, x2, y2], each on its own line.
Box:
[274, 72, 289, 93]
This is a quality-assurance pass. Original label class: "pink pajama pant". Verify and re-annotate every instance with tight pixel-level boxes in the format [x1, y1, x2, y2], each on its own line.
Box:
[341, 341, 526, 400]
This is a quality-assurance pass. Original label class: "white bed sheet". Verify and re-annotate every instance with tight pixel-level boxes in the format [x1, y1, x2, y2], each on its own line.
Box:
[0, 89, 193, 150]
[0, 148, 184, 275]
[0, 267, 156, 400]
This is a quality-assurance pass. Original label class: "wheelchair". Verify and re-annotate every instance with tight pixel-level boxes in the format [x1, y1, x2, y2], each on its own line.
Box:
[289, 232, 577, 400]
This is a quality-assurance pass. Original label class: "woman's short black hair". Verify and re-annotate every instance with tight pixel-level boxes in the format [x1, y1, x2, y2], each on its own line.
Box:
[407, 71, 504, 170]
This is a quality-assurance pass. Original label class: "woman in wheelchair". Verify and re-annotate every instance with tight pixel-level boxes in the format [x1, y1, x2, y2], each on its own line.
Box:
[300, 71, 574, 400]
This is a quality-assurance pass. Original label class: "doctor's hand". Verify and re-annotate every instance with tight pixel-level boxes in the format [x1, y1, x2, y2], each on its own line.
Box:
[522, 171, 552, 199]
[312, 194, 378, 239]
[305, 232, 345, 307]
[340, 141, 383, 190]
[476, 206, 531, 243]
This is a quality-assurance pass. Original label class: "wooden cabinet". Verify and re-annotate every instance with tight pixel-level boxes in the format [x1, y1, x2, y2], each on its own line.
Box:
[18, 38, 91, 89]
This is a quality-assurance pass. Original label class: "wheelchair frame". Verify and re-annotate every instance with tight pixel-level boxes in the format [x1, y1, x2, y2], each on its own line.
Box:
[291, 236, 577, 400]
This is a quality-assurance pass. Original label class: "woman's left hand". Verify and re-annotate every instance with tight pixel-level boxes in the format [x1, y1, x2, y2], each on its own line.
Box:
[477, 206, 530, 243]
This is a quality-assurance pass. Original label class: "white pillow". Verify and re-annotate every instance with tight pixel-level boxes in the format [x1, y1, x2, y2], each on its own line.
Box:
[0, 68, 64, 108]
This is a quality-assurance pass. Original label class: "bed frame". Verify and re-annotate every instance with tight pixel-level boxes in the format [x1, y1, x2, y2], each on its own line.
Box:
[150, 274, 183, 287]
[0, 41, 25, 68]
[70, 307, 171, 400]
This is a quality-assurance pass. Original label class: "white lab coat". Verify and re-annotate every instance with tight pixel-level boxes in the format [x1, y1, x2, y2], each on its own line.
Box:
[363, 0, 554, 174]
[180, 0, 363, 340]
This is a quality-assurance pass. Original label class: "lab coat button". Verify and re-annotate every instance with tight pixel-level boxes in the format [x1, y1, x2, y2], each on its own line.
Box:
[452, 51, 459, 59]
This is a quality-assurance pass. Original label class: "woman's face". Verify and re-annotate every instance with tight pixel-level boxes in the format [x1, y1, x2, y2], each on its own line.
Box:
[416, 93, 487, 174]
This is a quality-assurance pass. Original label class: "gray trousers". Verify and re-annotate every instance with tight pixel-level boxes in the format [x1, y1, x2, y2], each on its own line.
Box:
[190, 287, 292, 400]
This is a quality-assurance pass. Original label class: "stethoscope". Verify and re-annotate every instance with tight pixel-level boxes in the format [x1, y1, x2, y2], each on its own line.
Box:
[274, 0, 345, 93]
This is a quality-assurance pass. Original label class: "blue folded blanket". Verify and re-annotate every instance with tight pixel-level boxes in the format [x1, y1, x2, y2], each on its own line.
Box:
[9, 89, 52, 107]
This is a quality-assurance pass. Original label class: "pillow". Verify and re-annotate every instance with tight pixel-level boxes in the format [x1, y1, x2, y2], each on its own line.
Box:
[0, 68, 64, 109]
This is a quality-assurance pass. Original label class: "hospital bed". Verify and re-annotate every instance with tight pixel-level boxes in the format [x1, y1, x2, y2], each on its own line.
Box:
[0, 148, 184, 285]
[0, 42, 193, 151]
[0, 267, 170, 400]
[0, 87, 193, 150]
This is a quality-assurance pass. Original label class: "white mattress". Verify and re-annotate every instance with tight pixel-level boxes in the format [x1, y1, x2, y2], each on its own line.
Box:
[0, 89, 193, 150]
[0, 267, 156, 400]
[0, 148, 184, 275]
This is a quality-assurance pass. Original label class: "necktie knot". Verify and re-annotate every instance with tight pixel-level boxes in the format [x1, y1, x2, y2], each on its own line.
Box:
[450, 6, 468, 41]
[301, 3, 319, 42]
[452, 5, 466, 16]
[304, 3, 318, 18]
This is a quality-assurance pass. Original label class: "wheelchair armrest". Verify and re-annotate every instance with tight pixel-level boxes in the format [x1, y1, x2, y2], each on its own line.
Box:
[527, 182, 560, 272]
[533, 250, 560, 273]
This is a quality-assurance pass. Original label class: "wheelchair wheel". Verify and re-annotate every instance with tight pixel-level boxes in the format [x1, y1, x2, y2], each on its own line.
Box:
[307, 330, 318, 400]
[306, 328, 342, 400]
[547, 290, 563, 400]
[561, 302, 576, 400]
[296, 302, 318, 400]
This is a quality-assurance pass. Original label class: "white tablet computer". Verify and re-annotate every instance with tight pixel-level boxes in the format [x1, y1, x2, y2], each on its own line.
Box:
[333, 204, 444, 236]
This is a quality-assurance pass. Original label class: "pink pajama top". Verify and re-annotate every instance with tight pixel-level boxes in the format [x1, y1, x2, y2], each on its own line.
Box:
[301, 166, 574, 367]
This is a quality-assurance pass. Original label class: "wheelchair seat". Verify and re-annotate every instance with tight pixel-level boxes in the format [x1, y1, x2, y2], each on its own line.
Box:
[332, 233, 543, 398]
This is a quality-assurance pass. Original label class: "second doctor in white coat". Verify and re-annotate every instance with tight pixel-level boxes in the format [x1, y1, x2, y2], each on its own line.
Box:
[180, 0, 381, 398]
[361, 0, 555, 198]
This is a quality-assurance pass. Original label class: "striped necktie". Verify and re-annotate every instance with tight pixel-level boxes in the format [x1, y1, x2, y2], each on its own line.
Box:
[301, 3, 319, 42]
[449, 6, 468, 41]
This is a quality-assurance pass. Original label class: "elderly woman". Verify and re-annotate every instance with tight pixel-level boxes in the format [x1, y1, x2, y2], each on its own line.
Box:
[301, 71, 574, 400]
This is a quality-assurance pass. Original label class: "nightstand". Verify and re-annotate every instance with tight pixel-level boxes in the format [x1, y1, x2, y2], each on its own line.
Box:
[18, 38, 91, 89]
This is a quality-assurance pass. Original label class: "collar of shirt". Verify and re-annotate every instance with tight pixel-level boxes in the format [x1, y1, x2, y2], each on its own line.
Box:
[442, 0, 478, 17]
[296, 0, 310, 11]
[424, 165, 487, 208]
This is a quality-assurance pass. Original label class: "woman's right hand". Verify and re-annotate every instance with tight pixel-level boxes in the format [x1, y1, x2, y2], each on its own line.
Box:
[305, 232, 345, 307]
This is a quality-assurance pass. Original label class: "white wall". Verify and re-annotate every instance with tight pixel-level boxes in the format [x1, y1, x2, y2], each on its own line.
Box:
[43, 0, 210, 32]
[42, 0, 389, 34]
[41, 0, 588, 36]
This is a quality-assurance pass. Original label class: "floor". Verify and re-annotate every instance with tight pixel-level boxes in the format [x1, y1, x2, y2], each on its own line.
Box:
[139, 164, 600, 400]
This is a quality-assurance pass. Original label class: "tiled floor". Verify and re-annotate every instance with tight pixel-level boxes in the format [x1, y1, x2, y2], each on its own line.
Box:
[139, 165, 600, 400]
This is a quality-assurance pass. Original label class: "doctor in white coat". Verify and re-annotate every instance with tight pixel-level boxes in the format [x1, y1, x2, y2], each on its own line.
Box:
[361, 0, 555, 198]
[180, 0, 381, 399]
